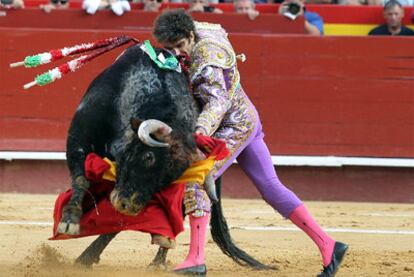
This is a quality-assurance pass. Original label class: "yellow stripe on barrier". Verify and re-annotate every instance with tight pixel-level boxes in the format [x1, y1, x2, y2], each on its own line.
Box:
[324, 24, 414, 36]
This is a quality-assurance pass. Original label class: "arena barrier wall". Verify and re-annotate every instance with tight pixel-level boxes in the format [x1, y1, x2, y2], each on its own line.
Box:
[1, 160, 413, 203]
[1, 12, 413, 157]
[0, 10, 413, 201]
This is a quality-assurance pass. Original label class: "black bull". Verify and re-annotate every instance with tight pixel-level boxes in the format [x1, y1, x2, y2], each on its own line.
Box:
[59, 45, 270, 270]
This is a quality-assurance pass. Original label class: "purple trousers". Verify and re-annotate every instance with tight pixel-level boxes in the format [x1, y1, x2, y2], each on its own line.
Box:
[213, 121, 302, 218]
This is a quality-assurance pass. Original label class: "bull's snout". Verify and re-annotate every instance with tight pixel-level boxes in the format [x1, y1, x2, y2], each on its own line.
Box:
[110, 190, 144, 216]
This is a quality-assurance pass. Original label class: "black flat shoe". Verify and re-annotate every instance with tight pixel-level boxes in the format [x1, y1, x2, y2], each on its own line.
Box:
[317, 241, 348, 277]
[174, 264, 207, 276]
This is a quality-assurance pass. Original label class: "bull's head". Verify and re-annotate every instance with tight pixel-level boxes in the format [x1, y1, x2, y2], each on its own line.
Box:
[110, 118, 196, 216]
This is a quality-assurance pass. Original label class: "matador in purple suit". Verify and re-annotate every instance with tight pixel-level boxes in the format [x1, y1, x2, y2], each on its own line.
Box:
[153, 9, 348, 277]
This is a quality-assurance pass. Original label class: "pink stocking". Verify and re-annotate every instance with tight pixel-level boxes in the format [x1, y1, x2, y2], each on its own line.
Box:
[174, 213, 209, 270]
[289, 204, 335, 266]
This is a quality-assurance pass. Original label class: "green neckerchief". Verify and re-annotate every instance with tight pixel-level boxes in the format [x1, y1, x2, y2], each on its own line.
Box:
[143, 40, 180, 72]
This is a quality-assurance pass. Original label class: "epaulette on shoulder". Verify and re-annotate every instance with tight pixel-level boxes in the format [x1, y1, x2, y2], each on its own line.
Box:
[190, 39, 236, 81]
[194, 21, 223, 31]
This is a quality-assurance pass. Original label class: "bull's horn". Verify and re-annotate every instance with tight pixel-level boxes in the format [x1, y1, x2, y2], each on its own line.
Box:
[138, 119, 172, 147]
[204, 172, 218, 203]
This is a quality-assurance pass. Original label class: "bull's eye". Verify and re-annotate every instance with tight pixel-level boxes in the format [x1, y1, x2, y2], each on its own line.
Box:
[142, 151, 155, 168]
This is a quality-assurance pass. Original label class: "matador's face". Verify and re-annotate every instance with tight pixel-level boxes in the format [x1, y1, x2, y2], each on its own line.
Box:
[164, 31, 196, 57]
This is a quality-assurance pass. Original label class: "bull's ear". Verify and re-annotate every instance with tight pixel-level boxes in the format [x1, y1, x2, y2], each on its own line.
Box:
[130, 118, 142, 132]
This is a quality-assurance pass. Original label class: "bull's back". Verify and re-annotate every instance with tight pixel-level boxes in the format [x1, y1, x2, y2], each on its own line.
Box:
[66, 47, 138, 156]
[113, 45, 198, 133]
[67, 44, 197, 155]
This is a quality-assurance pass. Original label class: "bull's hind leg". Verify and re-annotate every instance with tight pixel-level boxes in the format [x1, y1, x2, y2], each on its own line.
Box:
[148, 234, 176, 270]
[75, 232, 119, 267]
[148, 247, 169, 269]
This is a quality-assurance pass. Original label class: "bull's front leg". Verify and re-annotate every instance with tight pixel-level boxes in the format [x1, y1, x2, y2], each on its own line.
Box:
[57, 175, 90, 235]
[148, 234, 175, 270]
[58, 134, 90, 235]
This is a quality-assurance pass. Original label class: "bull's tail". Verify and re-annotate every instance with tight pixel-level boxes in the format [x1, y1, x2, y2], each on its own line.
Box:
[210, 178, 274, 270]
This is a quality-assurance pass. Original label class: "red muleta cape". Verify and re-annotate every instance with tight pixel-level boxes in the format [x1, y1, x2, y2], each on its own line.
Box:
[50, 134, 229, 241]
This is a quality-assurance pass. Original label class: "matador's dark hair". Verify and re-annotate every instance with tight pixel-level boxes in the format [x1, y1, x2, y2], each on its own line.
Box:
[153, 9, 196, 45]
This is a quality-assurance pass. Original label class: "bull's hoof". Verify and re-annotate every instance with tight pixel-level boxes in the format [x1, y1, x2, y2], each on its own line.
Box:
[174, 265, 206, 276]
[147, 262, 168, 271]
[75, 253, 100, 267]
[148, 246, 169, 271]
[57, 204, 82, 235]
[57, 222, 80, 235]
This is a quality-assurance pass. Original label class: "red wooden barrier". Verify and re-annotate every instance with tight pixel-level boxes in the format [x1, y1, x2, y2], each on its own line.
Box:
[0, 12, 413, 158]
[1, 160, 413, 203]
[254, 35, 414, 157]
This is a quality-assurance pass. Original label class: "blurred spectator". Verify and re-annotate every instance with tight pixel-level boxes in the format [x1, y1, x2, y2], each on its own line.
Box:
[336, 0, 368, 5]
[188, 0, 223, 13]
[82, 0, 106, 14]
[301, 0, 389, 5]
[383, 0, 413, 6]
[82, 0, 131, 16]
[331, 0, 366, 5]
[278, 0, 324, 35]
[142, 0, 167, 12]
[0, 0, 24, 9]
[384, 0, 414, 6]
[109, 0, 131, 15]
[368, 0, 414, 35]
[234, 0, 259, 20]
[304, 0, 332, 4]
[40, 0, 69, 13]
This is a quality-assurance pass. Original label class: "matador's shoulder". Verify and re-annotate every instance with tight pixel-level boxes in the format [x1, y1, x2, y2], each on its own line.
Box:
[190, 23, 236, 81]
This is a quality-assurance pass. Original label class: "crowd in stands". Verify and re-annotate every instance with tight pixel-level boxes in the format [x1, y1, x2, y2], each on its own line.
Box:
[368, 0, 414, 35]
[39, 0, 68, 12]
[0, 0, 24, 9]
[1, 0, 413, 36]
[81, 0, 131, 15]
[278, 0, 324, 34]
